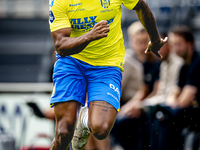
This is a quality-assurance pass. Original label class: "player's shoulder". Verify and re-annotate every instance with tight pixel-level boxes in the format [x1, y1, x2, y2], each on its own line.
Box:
[49, 0, 68, 8]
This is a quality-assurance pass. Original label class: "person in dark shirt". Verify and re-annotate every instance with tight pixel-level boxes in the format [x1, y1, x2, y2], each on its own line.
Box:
[177, 51, 200, 100]
[166, 26, 200, 110]
[130, 26, 200, 150]
[164, 26, 200, 149]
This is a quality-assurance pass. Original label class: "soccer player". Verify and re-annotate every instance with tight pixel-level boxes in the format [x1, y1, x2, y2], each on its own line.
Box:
[48, 0, 167, 149]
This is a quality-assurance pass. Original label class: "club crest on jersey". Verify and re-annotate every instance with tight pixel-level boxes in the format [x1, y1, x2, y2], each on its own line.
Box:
[49, 11, 55, 23]
[100, 0, 110, 9]
[49, 0, 55, 7]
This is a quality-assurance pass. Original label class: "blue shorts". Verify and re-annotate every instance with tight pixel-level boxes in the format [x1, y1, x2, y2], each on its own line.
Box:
[50, 56, 122, 111]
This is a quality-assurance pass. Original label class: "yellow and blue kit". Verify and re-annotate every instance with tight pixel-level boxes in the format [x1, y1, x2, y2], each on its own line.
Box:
[49, 0, 139, 71]
[49, 0, 139, 110]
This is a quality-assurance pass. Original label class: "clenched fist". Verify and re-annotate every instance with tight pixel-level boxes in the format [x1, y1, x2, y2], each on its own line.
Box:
[88, 20, 110, 41]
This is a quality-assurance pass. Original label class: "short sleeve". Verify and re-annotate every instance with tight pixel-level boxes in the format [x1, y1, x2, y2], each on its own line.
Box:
[49, 0, 71, 32]
[122, 0, 139, 10]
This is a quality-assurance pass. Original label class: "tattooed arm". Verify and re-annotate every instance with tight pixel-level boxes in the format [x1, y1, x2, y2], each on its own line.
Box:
[133, 0, 167, 58]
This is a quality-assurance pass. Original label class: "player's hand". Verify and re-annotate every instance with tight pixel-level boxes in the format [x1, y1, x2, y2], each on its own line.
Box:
[145, 37, 168, 58]
[88, 20, 110, 41]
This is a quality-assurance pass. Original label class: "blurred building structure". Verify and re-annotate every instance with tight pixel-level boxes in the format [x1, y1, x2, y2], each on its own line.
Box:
[0, 0, 53, 82]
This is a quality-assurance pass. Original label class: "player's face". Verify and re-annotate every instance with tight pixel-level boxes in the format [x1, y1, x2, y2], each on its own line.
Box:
[169, 34, 190, 58]
[130, 32, 149, 55]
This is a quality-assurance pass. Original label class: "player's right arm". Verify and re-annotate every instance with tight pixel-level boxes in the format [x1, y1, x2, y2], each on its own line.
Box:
[52, 21, 110, 57]
[49, 0, 109, 57]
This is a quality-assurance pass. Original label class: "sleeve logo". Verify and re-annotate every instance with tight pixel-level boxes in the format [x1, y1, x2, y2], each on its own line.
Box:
[49, 11, 55, 23]
[49, 0, 55, 7]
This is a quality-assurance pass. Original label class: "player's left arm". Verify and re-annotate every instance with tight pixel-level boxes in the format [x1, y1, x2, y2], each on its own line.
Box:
[133, 0, 167, 58]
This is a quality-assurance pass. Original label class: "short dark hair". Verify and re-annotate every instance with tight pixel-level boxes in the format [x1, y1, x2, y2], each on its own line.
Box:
[168, 25, 194, 43]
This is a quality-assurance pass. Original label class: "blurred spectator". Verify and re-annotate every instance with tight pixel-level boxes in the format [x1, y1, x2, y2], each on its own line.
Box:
[165, 25, 200, 132]
[110, 29, 184, 150]
[166, 25, 200, 109]
[127, 21, 161, 100]
[120, 21, 161, 112]
[141, 33, 184, 107]
[148, 25, 200, 150]
[119, 24, 182, 120]
[121, 21, 148, 106]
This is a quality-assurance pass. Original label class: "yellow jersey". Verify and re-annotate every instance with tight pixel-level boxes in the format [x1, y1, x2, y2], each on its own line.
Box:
[49, 0, 139, 71]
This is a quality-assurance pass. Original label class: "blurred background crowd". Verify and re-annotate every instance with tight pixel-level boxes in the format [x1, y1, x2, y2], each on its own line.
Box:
[1, 0, 200, 150]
